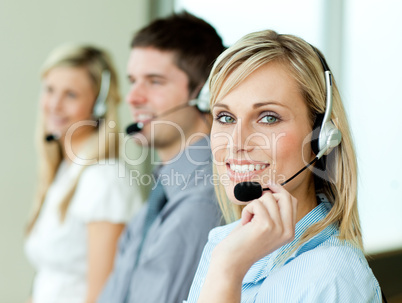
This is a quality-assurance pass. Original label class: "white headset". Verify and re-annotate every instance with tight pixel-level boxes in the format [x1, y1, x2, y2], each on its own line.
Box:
[188, 81, 210, 113]
[92, 70, 111, 119]
[312, 50, 342, 160]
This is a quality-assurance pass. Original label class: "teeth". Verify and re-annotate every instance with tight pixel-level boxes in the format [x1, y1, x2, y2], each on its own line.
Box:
[229, 163, 268, 173]
[137, 114, 153, 121]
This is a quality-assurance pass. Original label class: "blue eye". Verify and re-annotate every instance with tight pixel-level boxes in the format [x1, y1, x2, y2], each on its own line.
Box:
[260, 115, 278, 124]
[149, 77, 165, 85]
[67, 91, 77, 98]
[216, 114, 235, 124]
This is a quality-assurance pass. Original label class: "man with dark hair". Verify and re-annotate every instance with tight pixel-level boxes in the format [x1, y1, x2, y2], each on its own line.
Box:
[98, 12, 225, 303]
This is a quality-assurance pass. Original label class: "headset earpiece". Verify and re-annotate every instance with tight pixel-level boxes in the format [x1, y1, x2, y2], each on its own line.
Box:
[311, 114, 342, 159]
[311, 113, 324, 156]
[319, 121, 342, 155]
[196, 82, 210, 113]
[92, 70, 111, 119]
[310, 48, 342, 160]
[188, 81, 210, 113]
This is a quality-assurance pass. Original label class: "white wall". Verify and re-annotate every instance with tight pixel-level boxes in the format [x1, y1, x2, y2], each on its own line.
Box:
[343, 0, 402, 253]
[176, 0, 324, 49]
[0, 1, 149, 302]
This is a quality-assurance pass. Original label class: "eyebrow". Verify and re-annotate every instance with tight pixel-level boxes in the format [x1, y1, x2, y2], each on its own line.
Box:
[127, 74, 167, 80]
[145, 74, 166, 79]
[213, 101, 289, 110]
[213, 103, 230, 109]
[253, 101, 289, 109]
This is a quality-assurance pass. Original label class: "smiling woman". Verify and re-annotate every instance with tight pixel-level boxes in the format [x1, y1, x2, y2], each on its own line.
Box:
[24, 45, 143, 303]
[211, 61, 314, 208]
[185, 30, 383, 303]
[40, 66, 97, 147]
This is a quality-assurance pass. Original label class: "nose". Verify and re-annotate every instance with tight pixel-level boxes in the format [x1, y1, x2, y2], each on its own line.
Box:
[230, 119, 257, 154]
[126, 82, 147, 106]
[46, 93, 63, 112]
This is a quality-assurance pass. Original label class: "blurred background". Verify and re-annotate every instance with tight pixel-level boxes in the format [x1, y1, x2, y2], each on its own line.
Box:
[1, 0, 401, 302]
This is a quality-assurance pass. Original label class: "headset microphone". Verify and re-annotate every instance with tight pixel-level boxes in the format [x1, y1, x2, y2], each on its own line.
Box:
[233, 132, 338, 202]
[234, 48, 342, 202]
[125, 102, 193, 135]
[125, 82, 210, 135]
[44, 134, 60, 142]
[234, 157, 320, 202]
[126, 121, 144, 135]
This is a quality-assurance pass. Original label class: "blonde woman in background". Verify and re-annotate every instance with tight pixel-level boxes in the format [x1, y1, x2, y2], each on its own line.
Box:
[24, 45, 142, 303]
[186, 30, 382, 302]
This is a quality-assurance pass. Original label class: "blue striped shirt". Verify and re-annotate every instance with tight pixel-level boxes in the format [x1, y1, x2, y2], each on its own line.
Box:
[186, 195, 382, 302]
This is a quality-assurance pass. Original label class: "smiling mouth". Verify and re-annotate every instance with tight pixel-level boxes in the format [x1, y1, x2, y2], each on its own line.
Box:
[135, 113, 154, 123]
[48, 116, 68, 126]
[227, 163, 269, 173]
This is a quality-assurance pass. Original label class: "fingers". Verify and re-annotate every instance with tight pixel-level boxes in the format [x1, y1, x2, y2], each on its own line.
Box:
[268, 182, 298, 226]
[241, 182, 297, 242]
[241, 199, 273, 227]
[259, 193, 283, 228]
[241, 192, 282, 231]
[266, 181, 287, 194]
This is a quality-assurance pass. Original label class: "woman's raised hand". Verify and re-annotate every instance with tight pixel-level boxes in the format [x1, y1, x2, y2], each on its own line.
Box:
[212, 182, 298, 278]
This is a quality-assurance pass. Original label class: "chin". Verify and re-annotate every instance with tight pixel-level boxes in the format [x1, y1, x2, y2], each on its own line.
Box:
[130, 131, 151, 147]
[231, 199, 251, 206]
[45, 127, 63, 136]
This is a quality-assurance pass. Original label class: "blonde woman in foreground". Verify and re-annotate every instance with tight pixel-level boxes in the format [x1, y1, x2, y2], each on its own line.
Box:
[186, 30, 382, 302]
[25, 45, 142, 303]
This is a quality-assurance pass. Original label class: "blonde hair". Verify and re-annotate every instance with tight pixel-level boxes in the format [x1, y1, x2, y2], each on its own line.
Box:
[209, 30, 362, 249]
[27, 45, 121, 233]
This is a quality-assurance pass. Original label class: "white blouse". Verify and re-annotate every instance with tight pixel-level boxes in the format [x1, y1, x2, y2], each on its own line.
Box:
[25, 160, 143, 303]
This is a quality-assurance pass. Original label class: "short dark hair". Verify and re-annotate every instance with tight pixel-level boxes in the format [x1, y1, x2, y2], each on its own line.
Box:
[131, 11, 225, 93]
